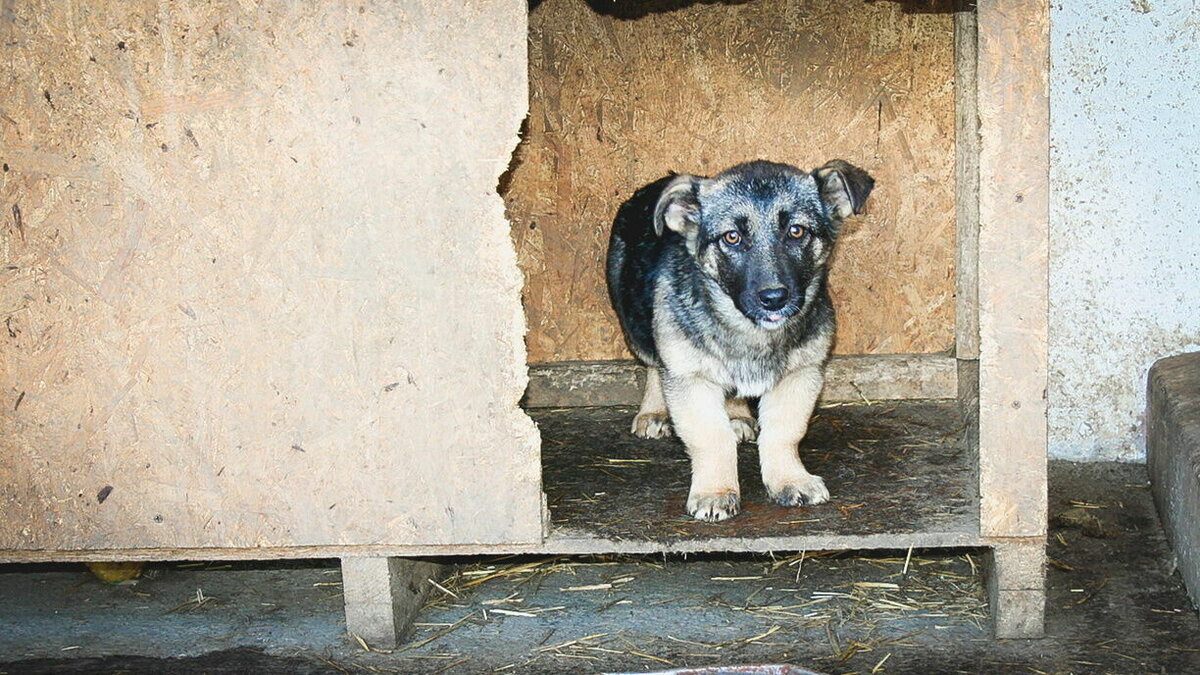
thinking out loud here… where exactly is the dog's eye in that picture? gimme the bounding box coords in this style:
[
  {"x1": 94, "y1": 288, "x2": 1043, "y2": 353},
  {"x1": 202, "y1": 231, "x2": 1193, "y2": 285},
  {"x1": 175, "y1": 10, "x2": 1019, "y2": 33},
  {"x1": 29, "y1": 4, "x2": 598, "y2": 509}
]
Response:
[
  {"x1": 787, "y1": 224, "x2": 807, "y2": 240},
  {"x1": 722, "y1": 231, "x2": 742, "y2": 246}
]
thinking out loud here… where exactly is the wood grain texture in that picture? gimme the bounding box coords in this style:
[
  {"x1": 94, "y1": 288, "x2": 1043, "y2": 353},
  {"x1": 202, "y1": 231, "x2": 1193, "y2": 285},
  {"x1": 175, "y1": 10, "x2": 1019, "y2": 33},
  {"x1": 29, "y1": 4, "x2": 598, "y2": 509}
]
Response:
[
  {"x1": 0, "y1": 1, "x2": 541, "y2": 552},
  {"x1": 975, "y1": 0, "x2": 1049, "y2": 538},
  {"x1": 506, "y1": 0, "x2": 958, "y2": 363},
  {"x1": 341, "y1": 557, "x2": 443, "y2": 649},
  {"x1": 0, "y1": 530, "x2": 986, "y2": 563},
  {"x1": 955, "y1": 2, "x2": 981, "y2": 359},
  {"x1": 0, "y1": 400, "x2": 984, "y2": 562},
  {"x1": 985, "y1": 537, "x2": 1046, "y2": 637},
  {"x1": 522, "y1": 354, "x2": 959, "y2": 408}
]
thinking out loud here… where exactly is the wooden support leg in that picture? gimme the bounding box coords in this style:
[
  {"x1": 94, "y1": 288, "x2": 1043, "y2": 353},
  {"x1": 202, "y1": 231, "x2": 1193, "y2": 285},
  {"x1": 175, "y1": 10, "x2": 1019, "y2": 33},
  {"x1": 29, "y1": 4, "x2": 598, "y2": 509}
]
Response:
[
  {"x1": 985, "y1": 538, "x2": 1046, "y2": 638},
  {"x1": 341, "y1": 557, "x2": 443, "y2": 649}
]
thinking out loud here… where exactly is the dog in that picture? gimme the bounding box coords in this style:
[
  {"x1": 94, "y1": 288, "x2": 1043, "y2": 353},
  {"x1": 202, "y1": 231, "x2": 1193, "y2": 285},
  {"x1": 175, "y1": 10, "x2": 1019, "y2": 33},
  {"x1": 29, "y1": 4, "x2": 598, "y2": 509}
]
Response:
[{"x1": 605, "y1": 159, "x2": 874, "y2": 522}]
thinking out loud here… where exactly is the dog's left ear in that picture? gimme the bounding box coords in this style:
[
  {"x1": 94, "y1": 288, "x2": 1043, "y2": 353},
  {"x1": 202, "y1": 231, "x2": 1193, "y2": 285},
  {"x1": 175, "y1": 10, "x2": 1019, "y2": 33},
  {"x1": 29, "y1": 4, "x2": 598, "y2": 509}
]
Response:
[{"x1": 814, "y1": 160, "x2": 875, "y2": 220}]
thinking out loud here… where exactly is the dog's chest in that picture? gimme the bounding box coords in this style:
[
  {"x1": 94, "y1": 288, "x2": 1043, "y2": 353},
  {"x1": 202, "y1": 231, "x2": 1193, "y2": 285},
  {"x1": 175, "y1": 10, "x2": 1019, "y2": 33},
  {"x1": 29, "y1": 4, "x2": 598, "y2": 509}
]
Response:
[
  {"x1": 727, "y1": 361, "x2": 783, "y2": 398},
  {"x1": 708, "y1": 337, "x2": 791, "y2": 398},
  {"x1": 692, "y1": 321, "x2": 831, "y2": 398}
]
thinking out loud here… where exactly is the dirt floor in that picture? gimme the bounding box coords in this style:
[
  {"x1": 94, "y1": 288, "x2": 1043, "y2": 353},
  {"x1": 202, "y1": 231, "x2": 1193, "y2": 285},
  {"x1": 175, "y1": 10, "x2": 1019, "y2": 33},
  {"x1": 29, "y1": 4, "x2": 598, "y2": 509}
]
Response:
[{"x1": 1, "y1": 460, "x2": 1197, "y2": 674}]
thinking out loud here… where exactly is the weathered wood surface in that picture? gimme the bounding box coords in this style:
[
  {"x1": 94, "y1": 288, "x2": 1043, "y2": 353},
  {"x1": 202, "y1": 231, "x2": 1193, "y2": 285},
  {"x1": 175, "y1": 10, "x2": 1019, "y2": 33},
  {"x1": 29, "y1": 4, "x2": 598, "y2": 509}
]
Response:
[
  {"x1": 0, "y1": 1, "x2": 541, "y2": 552},
  {"x1": 341, "y1": 557, "x2": 443, "y2": 650},
  {"x1": 523, "y1": 354, "x2": 959, "y2": 408},
  {"x1": 975, "y1": 0, "x2": 1050, "y2": 538},
  {"x1": 955, "y1": 2, "x2": 981, "y2": 360},
  {"x1": 1, "y1": 400, "x2": 985, "y2": 562},
  {"x1": 507, "y1": 0, "x2": 958, "y2": 363},
  {"x1": 0, "y1": 528, "x2": 984, "y2": 562},
  {"x1": 984, "y1": 537, "x2": 1046, "y2": 637},
  {"x1": 538, "y1": 401, "x2": 977, "y2": 546}
]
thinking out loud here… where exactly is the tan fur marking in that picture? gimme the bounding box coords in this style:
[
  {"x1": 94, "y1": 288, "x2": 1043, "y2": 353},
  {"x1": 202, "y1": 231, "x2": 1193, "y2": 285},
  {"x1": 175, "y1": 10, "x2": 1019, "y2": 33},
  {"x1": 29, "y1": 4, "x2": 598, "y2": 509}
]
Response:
[
  {"x1": 662, "y1": 374, "x2": 741, "y2": 522},
  {"x1": 756, "y1": 365, "x2": 830, "y2": 506},
  {"x1": 724, "y1": 396, "x2": 758, "y2": 442},
  {"x1": 632, "y1": 367, "x2": 672, "y2": 439}
]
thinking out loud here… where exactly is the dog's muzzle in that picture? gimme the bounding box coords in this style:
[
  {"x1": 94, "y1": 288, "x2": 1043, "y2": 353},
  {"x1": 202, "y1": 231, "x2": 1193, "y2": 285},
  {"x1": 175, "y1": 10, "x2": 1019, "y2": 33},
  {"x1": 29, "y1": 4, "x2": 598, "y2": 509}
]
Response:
[{"x1": 749, "y1": 286, "x2": 798, "y2": 329}]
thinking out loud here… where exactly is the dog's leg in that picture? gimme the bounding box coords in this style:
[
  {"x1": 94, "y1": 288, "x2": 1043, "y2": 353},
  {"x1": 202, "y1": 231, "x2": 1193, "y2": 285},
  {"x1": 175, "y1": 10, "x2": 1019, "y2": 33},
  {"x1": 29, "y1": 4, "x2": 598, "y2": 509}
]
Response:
[
  {"x1": 632, "y1": 367, "x2": 672, "y2": 439},
  {"x1": 664, "y1": 375, "x2": 741, "y2": 521},
  {"x1": 756, "y1": 365, "x2": 830, "y2": 506},
  {"x1": 725, "y1": 397, "x2": 758, "y2": 442}
]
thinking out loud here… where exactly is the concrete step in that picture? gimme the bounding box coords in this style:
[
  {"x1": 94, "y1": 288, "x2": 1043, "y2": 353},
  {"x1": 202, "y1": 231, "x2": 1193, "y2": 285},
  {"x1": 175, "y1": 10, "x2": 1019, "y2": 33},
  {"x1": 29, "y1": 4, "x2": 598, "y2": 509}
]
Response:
[{"x1": 1148, "y1": 352, "x2": 1200, "y2": 610}]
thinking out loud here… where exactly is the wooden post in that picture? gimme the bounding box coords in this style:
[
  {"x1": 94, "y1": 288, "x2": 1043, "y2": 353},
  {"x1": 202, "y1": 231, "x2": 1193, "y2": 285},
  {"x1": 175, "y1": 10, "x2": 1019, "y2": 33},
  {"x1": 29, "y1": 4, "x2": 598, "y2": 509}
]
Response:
[
  {"x1": 955, "y1": 0, "x2": 981, "y2": 361},
  {"x1": 974, "y1": 0, "x2": 1050, "y2": 637},
  {"x1": 985, "y1": 538, "x2": 1047, "y2": 638},
  {"x1": 341, "y1": 557, "x2": 443, "y2": 650}
]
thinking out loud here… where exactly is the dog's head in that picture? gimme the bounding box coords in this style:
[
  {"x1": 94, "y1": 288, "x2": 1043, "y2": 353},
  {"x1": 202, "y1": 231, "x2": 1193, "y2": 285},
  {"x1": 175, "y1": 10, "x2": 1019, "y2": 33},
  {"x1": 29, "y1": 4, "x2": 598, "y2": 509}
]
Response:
[{"x1": 654, "y1": 160, "x2": 874, "y2": 329}]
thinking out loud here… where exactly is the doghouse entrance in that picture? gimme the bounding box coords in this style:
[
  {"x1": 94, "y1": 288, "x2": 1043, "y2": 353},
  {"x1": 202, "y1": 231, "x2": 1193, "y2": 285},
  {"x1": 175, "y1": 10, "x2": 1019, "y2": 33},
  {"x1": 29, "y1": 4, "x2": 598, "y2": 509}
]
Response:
[
  {"x1": 499, "y1": 0, "x2": 1049, "y2": 639},
  {"x1": 505, "y1": 0, "x2": 972, "y2": 547}
]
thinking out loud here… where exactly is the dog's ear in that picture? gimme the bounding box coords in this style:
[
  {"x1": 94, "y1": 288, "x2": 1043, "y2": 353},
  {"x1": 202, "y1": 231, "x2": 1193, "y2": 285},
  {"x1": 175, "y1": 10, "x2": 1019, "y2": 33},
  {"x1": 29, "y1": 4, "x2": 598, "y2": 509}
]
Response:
[
  {"x1": 814, "y1": 160, "x2": 875, "y2": 220},
  {"x1": 654, "y1": 174, "x2": 702, "y2": 237}
]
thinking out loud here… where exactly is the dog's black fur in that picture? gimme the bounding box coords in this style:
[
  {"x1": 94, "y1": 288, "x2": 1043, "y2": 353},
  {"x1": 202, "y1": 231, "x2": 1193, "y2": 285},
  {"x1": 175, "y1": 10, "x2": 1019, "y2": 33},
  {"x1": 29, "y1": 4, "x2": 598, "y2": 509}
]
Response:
[{"x1": 606, "y1": 174, "x2": 678, "y2": 367}]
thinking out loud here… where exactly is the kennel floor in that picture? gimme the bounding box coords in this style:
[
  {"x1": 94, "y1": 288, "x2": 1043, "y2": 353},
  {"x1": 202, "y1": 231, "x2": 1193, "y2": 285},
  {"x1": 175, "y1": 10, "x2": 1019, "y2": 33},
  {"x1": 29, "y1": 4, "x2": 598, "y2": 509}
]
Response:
[
  {"x1": 4, "y1": 462, "x2": 1197, "y2": 675},
  {"x1": 533, "y1": 400, "x2": 980, "y2": 554}
]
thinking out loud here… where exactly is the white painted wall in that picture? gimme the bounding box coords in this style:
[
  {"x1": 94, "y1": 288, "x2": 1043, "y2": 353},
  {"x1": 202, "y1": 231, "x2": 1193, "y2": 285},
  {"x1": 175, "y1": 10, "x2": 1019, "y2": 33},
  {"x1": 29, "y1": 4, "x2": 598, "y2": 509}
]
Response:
[{"x1": 1050, "y1": 0, "x2": 1200, "y2": 461}]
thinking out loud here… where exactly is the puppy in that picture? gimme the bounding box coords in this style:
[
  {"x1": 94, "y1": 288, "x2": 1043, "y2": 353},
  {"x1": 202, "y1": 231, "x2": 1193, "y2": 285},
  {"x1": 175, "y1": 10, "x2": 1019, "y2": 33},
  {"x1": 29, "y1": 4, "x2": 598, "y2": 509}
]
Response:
[{"x1": 606, "y1": 160, "x2": 874, "y2": 522}]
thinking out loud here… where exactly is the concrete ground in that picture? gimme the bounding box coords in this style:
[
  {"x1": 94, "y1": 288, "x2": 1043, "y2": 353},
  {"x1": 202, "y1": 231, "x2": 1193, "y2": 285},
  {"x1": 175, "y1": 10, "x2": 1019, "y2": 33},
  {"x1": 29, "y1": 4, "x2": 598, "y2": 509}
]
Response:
[{"x1": 1, "y1": 461, "x2": 1198, "y2": 674}]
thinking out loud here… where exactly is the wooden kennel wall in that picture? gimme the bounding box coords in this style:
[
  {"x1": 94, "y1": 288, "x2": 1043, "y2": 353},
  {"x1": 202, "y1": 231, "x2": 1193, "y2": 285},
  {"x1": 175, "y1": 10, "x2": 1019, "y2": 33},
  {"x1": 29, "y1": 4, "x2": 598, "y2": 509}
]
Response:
[{"x1": 0, "y1": 0, "x2": 1048, "y2": 644}]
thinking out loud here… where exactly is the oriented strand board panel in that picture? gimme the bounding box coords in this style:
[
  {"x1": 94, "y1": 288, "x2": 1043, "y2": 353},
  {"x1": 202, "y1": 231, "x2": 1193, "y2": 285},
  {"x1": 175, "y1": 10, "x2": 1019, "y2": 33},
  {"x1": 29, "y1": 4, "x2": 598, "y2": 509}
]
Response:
[
  {"x1": 507, "y1": 0, "x2": 957, "y2": 363},
  {"x1": 0, "y1": 1, "x2": 541, "y2": 552}
]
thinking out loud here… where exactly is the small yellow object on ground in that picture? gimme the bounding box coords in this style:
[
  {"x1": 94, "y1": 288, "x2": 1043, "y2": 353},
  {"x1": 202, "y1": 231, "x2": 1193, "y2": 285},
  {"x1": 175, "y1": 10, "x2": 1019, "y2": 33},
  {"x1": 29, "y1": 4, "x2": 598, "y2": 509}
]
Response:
[{"x1": 85, "y1": 562, "x2": 145, "y2": 583}]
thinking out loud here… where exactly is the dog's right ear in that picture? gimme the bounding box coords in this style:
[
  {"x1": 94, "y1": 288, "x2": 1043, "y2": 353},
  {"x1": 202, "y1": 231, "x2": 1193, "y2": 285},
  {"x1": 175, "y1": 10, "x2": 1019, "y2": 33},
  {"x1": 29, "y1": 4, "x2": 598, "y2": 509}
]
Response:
[{"x1": 654, "y1": 174, "x2": 702, "y2": 237}]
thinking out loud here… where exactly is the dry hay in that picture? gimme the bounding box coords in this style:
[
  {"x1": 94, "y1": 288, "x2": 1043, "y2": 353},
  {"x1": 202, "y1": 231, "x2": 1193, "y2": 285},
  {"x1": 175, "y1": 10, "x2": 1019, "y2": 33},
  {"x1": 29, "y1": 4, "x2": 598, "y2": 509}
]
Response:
[{"x1": 347, "y1": 549, "x2": 989, "y2": 673}]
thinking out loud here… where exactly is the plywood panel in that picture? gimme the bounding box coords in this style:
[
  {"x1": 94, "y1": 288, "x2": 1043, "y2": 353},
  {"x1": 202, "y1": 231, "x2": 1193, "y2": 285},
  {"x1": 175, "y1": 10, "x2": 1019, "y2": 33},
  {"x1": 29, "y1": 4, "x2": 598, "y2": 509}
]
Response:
[
  {"x1": 0, "y1": 1, "x2": 541, "y2": 551},
  {"x1": 506, "y1": 0, "x2": 957, "y2": 362}
]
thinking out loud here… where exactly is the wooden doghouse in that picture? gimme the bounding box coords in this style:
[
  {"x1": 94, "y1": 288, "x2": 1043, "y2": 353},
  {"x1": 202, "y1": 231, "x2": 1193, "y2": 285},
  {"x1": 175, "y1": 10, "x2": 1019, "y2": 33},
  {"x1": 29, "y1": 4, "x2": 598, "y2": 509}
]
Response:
[{"x1": 0, "y1": 0, "x2": 1048, "y2": 643}]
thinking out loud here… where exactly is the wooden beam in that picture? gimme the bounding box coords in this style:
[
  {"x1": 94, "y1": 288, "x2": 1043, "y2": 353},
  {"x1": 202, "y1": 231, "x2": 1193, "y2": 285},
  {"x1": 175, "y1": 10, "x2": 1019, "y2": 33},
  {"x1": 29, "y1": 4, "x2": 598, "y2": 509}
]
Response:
[
  {"x1": 975, "y1": 0, "x2": 1050, "y2": 538},
  {"x1": 0, "y1": 530, "x2": 986, "y2": 564},
  {"x1": 955, "y1": 0, "x2": 981, "y2": 359},
  {"x1": 523, "y1": 354, "x2": 959, "y2": 408}
]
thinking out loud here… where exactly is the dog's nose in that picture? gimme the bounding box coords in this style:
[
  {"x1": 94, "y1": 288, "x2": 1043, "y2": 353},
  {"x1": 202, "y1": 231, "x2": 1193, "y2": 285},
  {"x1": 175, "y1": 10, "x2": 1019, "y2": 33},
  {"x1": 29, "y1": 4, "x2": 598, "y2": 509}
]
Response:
[{"x1": 758, "y1": 287, "x2": 789, "y2": 311}]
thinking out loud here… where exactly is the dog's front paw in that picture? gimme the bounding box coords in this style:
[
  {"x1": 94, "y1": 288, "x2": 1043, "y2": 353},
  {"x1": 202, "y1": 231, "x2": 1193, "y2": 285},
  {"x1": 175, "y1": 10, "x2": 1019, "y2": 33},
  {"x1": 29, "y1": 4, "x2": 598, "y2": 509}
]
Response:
[
  {"x1": 687, "y1": 490, "x2": 740, "y2": 522},
  {"x1": 632, "y1": 412, "x2": 672, "y2": 439},
  {"x1": 730, "y1": 416, "x2": 758, "y2": 443},
  {"x1": 768, "y1": 473, "x2": 830, "y2": 507}
]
